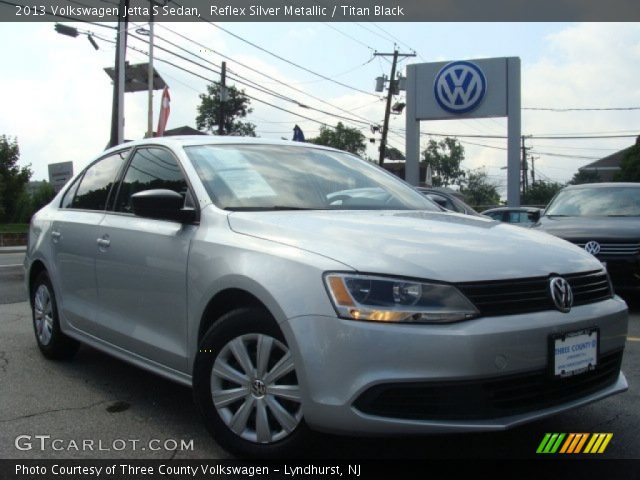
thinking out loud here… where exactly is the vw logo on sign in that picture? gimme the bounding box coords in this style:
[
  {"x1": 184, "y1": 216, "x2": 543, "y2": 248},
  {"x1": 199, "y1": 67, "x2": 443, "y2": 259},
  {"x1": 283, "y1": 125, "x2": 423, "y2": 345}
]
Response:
[
  {"x1": 584, "y1": 240, "x2": 601, "y2": 255},
  {"x1": 434, "y1": 61, "x2": 487, "y2": 114},
  {"x1": 549, "y1": 277, "x2": 574, "y2": 313}
]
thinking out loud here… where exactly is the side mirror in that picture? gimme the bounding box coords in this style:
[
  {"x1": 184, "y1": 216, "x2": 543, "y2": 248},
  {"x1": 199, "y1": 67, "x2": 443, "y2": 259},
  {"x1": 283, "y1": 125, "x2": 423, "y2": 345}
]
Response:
[
  {"x1": 531, "y1": 210, "x2": 541, "y2": 222},
  {"x1": 131, "y1": 189, "x2": 196, "y2": 223}
]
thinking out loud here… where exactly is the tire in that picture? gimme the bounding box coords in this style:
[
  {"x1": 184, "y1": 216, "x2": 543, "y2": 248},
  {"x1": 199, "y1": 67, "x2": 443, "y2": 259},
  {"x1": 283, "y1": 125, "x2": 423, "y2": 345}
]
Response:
[
  {"x1": 193, "y1": 307, "x2": 311, "y2": 458},
  {"x1": 31, "y1": 271, "x2": 80, "y2": 360}
]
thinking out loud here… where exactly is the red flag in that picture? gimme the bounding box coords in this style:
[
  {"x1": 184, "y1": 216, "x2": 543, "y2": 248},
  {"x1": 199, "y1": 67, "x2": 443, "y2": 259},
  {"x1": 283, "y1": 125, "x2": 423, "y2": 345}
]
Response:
[{"x1": 156, "y1": 86, "x2": 170, "y2": 136}]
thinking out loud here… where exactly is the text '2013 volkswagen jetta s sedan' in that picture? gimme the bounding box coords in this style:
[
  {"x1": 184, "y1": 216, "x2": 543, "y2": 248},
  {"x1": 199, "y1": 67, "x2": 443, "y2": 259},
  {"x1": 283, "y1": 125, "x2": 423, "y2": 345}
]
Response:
[{"x1": 25, "y1": 137, "x2": 628, "y2": 457}]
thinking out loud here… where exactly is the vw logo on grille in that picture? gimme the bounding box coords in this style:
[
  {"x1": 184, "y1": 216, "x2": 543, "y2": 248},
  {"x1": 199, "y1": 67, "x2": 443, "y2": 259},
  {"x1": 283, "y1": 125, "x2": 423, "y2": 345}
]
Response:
[
  {"x1": 584, "y1": 240, "x2": 601, "y2": 255},
  {"x1": 549, "y1": 276, "x2": 574, "y2": 313},
  {"x1": 434, "y1": 61, "x2": 487, "y2": 114}
]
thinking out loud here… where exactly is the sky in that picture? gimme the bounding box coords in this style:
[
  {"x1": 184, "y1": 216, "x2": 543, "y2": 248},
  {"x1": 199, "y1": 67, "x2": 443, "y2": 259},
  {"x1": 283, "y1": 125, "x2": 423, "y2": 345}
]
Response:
[{"x1": 1, "y1": 21, "x2": 639, "y2": 196}]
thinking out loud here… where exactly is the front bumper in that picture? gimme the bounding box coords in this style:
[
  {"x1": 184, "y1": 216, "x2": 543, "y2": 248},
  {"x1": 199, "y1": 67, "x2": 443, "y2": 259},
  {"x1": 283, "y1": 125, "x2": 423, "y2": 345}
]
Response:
[{"x1": 282, "y1": 297, "x2": 628, "y2": 435}]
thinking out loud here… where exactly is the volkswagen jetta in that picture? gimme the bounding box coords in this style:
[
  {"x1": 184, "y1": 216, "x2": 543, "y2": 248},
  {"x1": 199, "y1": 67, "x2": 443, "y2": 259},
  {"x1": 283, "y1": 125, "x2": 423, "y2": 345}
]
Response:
[{"x1": 25, "y1": 137, "x2": 628, "y2": 457}]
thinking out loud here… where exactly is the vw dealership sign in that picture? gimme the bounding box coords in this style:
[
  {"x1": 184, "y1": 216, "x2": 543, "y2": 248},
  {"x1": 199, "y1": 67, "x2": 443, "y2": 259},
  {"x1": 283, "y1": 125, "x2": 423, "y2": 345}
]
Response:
[
  {"x1": 434, "y1": 61, "x2": 487, "y2": 114},
  {"x1": 405, "y1": 56, "x2": 522, "y2": 206}
]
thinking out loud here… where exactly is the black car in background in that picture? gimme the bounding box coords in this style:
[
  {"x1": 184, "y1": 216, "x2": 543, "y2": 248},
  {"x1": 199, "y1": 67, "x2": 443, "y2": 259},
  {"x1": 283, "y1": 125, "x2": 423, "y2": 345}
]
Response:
[
  {"x1": 532, "y1": 183, "x2": 640, "y2": 292},
  {"x1": 416, "y1": 187, "x2": 485, "y2": 217},
  {"x1": 482, "y1": 206, "x2": 542, "y2": 226}
]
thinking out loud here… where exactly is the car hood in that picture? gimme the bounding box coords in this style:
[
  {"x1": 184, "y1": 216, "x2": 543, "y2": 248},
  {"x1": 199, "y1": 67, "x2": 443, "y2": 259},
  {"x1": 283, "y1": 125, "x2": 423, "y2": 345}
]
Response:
[
  {"x1": 228, "y1": 210, "x2": 601, "y2": 283},
  {"x1": 534, "y1": 215, "x2": 640, "y2": 241}
]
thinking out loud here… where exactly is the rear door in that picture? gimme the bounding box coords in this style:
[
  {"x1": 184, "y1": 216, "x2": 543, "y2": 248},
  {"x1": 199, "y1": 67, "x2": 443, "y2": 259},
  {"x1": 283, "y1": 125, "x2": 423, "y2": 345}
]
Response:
[
  {"x1": 94, "y1": 146, "x2": 198, "y2": 372},
  {"x1": 51, "y1": 150, "x2": 129, "y2": 331}
]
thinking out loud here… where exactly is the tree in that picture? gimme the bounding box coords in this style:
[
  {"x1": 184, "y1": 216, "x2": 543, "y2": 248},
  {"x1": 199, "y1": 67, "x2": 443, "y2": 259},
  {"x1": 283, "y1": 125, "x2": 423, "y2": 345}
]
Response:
[
  {"x1": 614, "y1": 138, "x2": 640, "y2": 182},
  {"x1": 522, "y1": 180, "x2": 564, "y2": 206},
  {"x1": 196, "y1": 84, "x2": 257, "y2": 136},
  {"x1": 384, "y1": 146, "x2": 405, "y2": 160},
  {"x1": 310, "y1": 122, "x2": 366, "y2": 156},
  {"x1": 569, "y1": 169, "x2": 601, "y2": 185},
  {"x1": 459, "y1": 169, "x2": 500, "y2": 207},
  {"x1": 12, "y1": 182, "x2": 55, "y2": 223},
  {"x1": 0, "y1": 135, "x2": 32, "y2": 223},
  {"x1": 421, "y1": 137, "x2": 465, "y2": 187}
]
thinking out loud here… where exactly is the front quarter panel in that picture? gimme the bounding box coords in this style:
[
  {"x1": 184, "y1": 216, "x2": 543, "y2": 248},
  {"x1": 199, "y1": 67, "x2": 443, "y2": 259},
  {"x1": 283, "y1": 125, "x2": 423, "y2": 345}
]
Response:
[{"x1": 186, "y1": 206, "x2": 350, "y2": 371}]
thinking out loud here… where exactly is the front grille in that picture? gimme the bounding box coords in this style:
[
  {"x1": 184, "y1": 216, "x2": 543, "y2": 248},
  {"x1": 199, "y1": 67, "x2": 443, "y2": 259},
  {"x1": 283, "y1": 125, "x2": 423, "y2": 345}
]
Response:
[
  {"x1": 573, "y1": 241, "x2": 640, "y2": 256},
  {"x1": 354, "y1": 349, "x2": 623, "y2": 421},
  {"x1": 456, "y1": 270, "x2": 612, "y2": 317}
]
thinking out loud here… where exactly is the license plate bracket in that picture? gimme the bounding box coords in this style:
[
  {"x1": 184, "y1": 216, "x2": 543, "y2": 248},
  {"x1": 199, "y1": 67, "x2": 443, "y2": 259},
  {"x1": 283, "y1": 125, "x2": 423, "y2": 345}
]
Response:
[{"x1": 549, "y1": 328, "x2": 599, "y2": 378}]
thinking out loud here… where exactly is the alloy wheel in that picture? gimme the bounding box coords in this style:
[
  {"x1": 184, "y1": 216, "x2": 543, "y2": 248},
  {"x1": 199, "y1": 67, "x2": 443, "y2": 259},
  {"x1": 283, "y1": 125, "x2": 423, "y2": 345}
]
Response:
[{"x1": 210, "y1": 333, "x2": 303, "y2": 444}]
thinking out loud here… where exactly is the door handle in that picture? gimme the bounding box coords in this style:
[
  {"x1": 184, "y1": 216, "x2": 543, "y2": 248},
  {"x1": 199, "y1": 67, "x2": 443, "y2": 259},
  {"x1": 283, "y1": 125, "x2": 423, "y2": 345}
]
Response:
[
  {"x1": 97, "y1": 236, "x2": 111, "y2": 249},
  {"x1": 51, "y1": 230, "x2": 61, "y2": 243}
]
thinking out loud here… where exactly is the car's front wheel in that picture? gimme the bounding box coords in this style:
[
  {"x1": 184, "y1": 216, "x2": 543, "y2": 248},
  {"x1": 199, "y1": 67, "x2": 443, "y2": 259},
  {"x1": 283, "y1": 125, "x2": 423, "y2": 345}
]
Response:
[
  {"x1": 31, "y1": 271, "x2": 80, "y2": 360},
  {"x1": 193, "y1": 307, "x2": 309, "y2": 457}
]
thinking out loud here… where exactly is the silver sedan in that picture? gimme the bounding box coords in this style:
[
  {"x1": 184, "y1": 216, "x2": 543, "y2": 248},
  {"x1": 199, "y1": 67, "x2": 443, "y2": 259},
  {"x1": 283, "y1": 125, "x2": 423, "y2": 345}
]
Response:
[{"x1": 25, "y1": 137, "x2": 628, "y2": 457}]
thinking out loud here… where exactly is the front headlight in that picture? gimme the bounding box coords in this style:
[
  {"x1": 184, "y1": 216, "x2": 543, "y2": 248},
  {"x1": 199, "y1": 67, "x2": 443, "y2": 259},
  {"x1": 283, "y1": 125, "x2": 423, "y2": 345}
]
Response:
[{"x1": 324, "y1": 273, "x2": 479, "y2": 324}]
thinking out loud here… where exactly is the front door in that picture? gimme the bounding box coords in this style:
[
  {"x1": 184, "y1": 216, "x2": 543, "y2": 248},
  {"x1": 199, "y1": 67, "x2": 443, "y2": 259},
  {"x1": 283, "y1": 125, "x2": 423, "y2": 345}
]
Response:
[{"x1": 94, "y1": 147, "x2": 197, "y2": 372}]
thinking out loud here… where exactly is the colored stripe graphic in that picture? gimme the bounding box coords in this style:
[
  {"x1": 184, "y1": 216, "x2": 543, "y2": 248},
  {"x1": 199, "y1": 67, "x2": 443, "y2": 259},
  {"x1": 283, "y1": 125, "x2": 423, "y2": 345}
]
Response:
[
  {"x1": 536, "y1": 433, "x2": 566, "y2": 453},
  {"x1": 538, "y1": 433, "x2": 613, "y2": 454}
]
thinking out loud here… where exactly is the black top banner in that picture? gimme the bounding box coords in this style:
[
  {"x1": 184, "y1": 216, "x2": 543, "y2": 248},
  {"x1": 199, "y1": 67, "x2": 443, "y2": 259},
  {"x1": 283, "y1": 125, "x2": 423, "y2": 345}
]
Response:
[{"x1": 1, "y1": 0, "x2": 640, "y2": 22}]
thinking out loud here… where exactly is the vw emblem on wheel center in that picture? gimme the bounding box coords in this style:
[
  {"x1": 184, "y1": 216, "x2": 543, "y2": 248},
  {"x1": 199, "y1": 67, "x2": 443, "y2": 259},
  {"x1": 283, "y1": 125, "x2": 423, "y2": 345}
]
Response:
[
  {"x1": 584, "y1": 240, "x2": 601, "y2": 255},
  {"x1": 251, "y1": 379, "x2": 267, "y2": 398},
  {"x1": 434, "y1": 61, "x2": 487, "y2": 114},
  {"x1": 549, "y1": 277, "x2": 574, "y2": 313}
]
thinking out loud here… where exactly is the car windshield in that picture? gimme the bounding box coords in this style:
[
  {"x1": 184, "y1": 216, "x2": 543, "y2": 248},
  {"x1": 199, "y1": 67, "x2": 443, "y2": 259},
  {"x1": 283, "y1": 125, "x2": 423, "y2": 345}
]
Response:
[
  {"x1": 545, "y1": 186, "x2": 640, "y2": 217},
  {"x1": 185, "y1": 144, "x2": 439, "y2": 211}
]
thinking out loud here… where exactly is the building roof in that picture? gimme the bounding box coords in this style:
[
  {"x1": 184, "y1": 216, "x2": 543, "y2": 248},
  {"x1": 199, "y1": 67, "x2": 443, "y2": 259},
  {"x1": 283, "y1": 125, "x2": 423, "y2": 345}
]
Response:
[
  {"x1": 161, "y1": 126, "x2": 208, "y2": 136},
  {"x1": 579, "y1": 135, "x2": 639, "y2": 172}
]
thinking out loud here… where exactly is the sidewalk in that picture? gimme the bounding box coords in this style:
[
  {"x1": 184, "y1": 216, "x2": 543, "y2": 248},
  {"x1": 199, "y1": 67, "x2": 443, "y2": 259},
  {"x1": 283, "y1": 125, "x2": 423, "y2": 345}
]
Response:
[{"x1": 0, "y1": 246, "x2": 26, "y2": 254}]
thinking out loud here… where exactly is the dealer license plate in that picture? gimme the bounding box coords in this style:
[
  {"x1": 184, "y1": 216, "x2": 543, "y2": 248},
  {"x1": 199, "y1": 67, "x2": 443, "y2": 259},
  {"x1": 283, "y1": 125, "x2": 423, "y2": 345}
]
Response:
[{"x1": 551, "y1": 328, "x2": 598, "y2": 378}]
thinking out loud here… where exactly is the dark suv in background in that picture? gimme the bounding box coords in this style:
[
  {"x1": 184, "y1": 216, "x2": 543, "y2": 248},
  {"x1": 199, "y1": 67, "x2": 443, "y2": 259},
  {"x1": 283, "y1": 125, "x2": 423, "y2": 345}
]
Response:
[{"x1": 532, "y1": 183, "x2": 640, "y2": 292}]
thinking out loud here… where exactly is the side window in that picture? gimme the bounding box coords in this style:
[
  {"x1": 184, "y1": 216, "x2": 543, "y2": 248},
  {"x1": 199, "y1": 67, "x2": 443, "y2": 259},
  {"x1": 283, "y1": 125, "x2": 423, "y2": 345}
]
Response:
[
  {"x1": 115, "y1": 148, "x2": 189, "y2": 214},
  {"x1": 508, "y1": 211, "x2": 526, "y2": 223},
  {"x1": 60, "y1": 175, "x2": 82, "y2": 209},
  {"x1": 71, "y1": 151, "x2": 128, "y2": 211}
]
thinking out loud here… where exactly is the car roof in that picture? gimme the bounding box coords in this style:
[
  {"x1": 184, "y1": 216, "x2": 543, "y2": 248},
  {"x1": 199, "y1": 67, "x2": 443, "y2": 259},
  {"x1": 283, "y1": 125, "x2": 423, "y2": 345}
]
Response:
[
  {"x1": 482, "y1": 207, "x2": 541, "y2": 213},
  {"x1": 102, "y1": 135, "x2": 342, "y2": 155},
  {"x1": 562, "y1": 182, "x2": 640, "y2": 190}
]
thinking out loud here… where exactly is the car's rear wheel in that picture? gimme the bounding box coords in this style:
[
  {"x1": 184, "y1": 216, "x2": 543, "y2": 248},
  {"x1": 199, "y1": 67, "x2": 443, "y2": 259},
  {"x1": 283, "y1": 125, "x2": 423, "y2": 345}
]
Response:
[
  {"x1": 31, "y1": 271, "x2": 80, "y2": 360},
  {"x1": 193, "y1": 307, "x2": 310, "y2": 458}
]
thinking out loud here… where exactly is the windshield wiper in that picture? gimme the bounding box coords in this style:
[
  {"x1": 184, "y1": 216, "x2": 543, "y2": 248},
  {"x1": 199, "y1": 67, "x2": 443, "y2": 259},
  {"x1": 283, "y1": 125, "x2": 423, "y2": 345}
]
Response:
[{"x1": 225, "y1": 206, "x2": 321, "y2": 211}]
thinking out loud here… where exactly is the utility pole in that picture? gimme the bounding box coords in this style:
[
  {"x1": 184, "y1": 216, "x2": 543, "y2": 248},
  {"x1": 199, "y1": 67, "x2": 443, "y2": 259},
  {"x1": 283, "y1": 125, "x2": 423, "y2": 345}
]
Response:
[
  {"x1": 375, "y1": 49, "x2": 415, "y2": 166},
  {"x1": 218, "y1": 61, "x2": 227, "y2": 135},
  {"x1": 521, "y1": 135, "x2": 529, "y2": 199},
  {"x1": 146, "y1": 3, "x2": 154, "y2": 138},
  {"x1": 530, "y1": 156, "x2": 536, "y2": 185},
  {"x1": 109, "y1": 0, "x2": 130, "y2": 148}
]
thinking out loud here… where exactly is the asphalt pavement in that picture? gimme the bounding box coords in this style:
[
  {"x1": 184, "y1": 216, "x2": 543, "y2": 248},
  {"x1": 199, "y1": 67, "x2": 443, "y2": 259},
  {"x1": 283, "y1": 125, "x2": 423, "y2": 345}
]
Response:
[
  {"x1": 0, "y1": 257, "x2": 638, "y2": 459},
  {"x1": 0, "y1": 253, "x2": 26, "y2": 304}
]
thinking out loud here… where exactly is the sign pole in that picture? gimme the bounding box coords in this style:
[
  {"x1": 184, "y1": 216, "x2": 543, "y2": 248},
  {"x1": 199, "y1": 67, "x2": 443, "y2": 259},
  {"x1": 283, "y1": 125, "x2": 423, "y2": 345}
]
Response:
[
  {"x1": 507, "y1": 57, "x2": 521, "y2": 207},
  {"x1": 405, "y1": 64, "x2": 420, "y2": 186}
]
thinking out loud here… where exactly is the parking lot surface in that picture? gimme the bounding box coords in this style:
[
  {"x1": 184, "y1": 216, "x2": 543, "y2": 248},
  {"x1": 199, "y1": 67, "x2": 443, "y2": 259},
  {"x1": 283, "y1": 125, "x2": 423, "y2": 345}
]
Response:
[{"x1": 1, "y1": 261, "x2": 638, "y2": 459}]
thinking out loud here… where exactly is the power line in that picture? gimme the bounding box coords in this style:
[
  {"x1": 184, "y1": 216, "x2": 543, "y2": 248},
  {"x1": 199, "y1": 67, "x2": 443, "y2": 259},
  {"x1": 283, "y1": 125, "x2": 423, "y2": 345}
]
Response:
[
  {"x1": 181, "y1": 7, "x2": 380, "y2": 98},
  {"x1": 322, "y1": 22, "x2": 375, "y2": 52},
  {"x1": 128, "y1": 31, "x2": 373, "y2": 127},
  {"x1": 370, "y1": 23, "x2": 419, "y2": 58},
  {"x1": 154, "y1": 24, "x2": 378, "y2": 125},
  {"x1": 524, "y1": 106, "x2": 640, "y2": 112},
  {"x1": 412, "y1": 131, "x2": 639, "y2": 140},
  {"x1": 102, "y1": 34, "x2": 353, "y2": 132}
]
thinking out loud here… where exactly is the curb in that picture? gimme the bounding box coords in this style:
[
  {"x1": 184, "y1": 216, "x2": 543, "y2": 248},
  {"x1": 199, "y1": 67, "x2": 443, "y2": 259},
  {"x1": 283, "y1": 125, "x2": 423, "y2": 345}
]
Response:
[{"x1": 0, "y1": 246, "x2": 26, "y2": 254}]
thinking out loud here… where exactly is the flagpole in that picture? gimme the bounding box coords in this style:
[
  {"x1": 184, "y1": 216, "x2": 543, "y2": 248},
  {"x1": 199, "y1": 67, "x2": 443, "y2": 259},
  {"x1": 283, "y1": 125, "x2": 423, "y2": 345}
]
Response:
[{"x1": 146, "y1": 5, "x2": 154, "y2": 138}]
